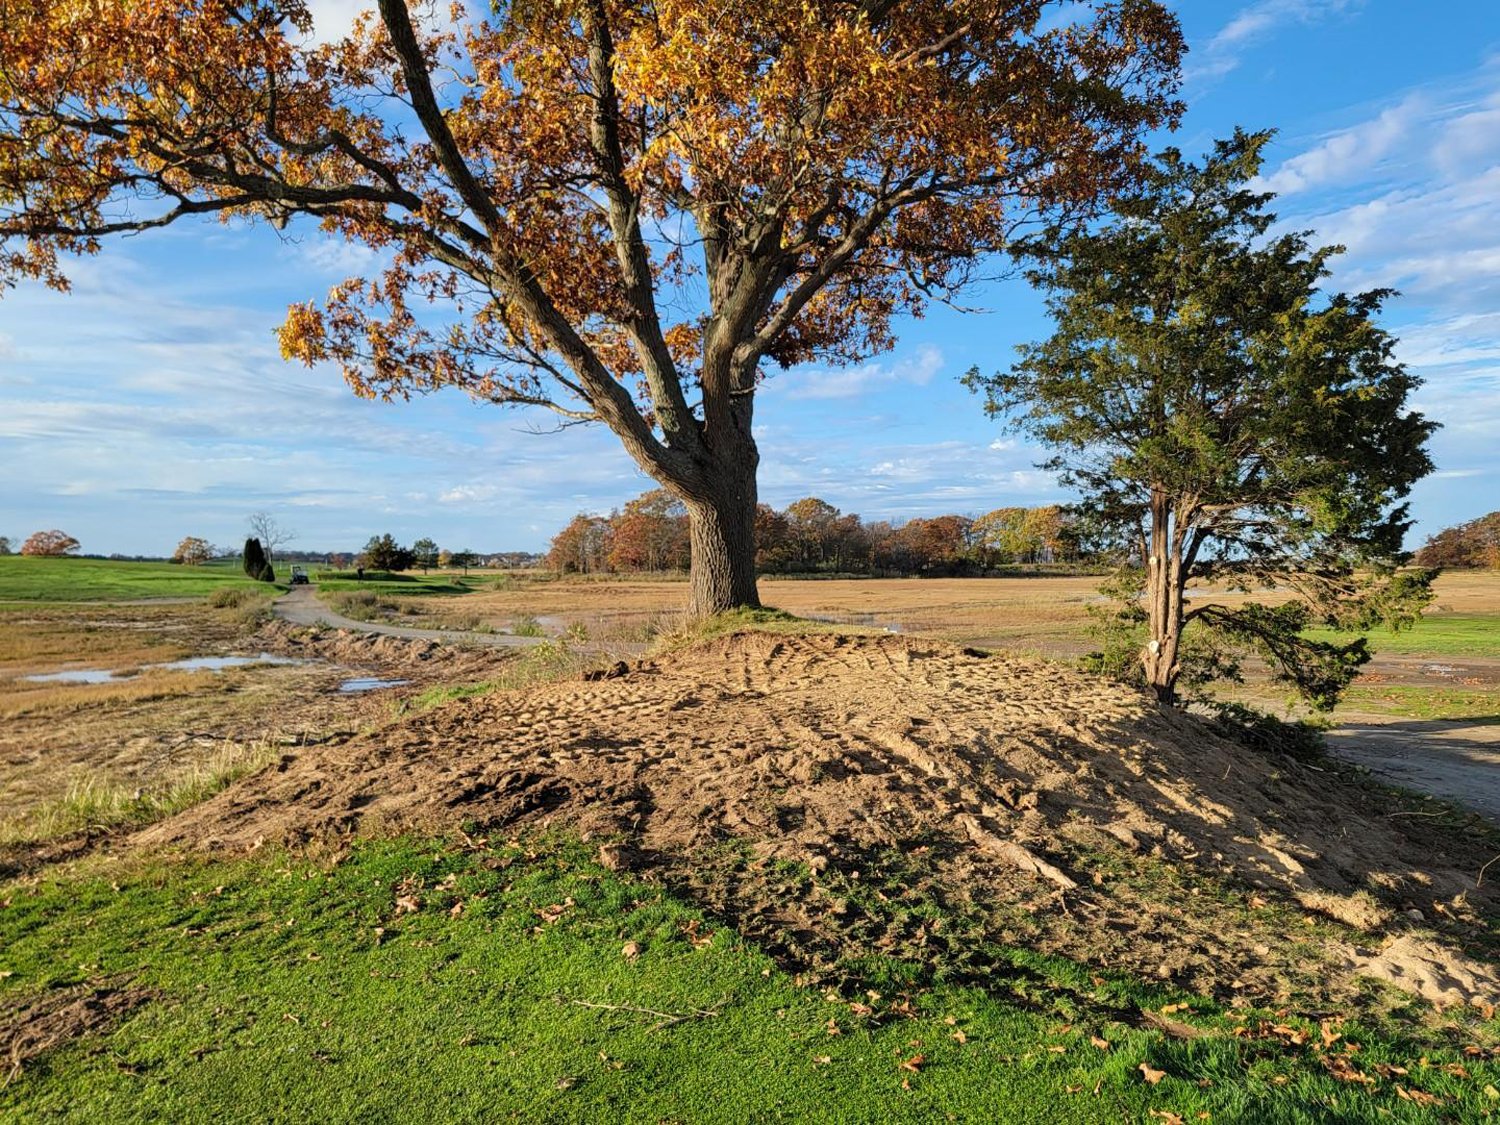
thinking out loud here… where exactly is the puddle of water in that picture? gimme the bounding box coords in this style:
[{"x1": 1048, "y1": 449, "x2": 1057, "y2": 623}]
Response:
[
  {"x1": 20, "y1": 653, "x2": 311, "y2": 684},
  {"x1": 339, "y1": 677, "x2": 411, "y2": 693},
  {"x1": 22, "y1": 669, "x2": 126, "y2": 684},
  {"x1": 152, "y1": 653, "x2": 308, "y2": 672}
]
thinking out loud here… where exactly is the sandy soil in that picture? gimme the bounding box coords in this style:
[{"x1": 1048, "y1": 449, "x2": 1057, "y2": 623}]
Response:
[{"x1": 139, "y1": 630, "x2": 1500, "y2": 1009}]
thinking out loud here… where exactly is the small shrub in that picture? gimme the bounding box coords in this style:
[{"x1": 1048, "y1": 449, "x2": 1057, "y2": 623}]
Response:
[{"x1": 510, "y1": 614, "x2": 546, "y2": 638}]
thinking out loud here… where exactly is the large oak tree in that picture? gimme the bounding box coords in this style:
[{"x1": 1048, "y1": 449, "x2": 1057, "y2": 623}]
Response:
[
  {"x1": 967, "y1": 131, "x2": 1436, "y2": 707},
  {"x1": 0, "y1": 0, "x2": 1183, "y2": 612}
]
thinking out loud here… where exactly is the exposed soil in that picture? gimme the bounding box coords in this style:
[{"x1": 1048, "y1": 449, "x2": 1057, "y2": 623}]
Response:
[
  {"x1": 138, "y1": 630, "x2": 1500, "y2": 1010},
  {"x1": 0, "y1": 611, "x2": 523, "y2": 871},
  {"x1": 272, "y1": 586, "x2": 550, "y2": 649},
  {"x1": 2, "y1": 983, "x2": 153, "y2": 1084}
]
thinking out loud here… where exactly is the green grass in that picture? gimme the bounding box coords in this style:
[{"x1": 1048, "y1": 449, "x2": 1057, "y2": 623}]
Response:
[
  {"x1": 314, "y1": 570, "x2": 474, "y2": 596},
  {"x1": 1340, "y1": 685, "x2": 1500, "y2": 722},
  {"x1": 4, "y1": 838, "x2": 1497, "y2": 1123},
  {"x1": 1308, "y1": 614, "x2": 1500, "y2": 660},
  {"x1": 0, "y1": 557, "x2": 270, "y2": 603}
]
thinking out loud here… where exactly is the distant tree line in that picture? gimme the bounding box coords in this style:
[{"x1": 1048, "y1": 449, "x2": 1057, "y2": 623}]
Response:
[
  {"x1": 546, "y1": 491, "x2": 1081, "y2": 577},
  {"x1": 1415, "y1": 512, "x2": 1500, "y2": 569}
]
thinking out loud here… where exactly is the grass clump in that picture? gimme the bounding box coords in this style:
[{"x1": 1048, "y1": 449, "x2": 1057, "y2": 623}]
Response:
[
  {"x1": 652, "y1": 607, "x2": 826, "y2": 653},
  {"x1": 510, "y1": 613, "x2": 546, "y2": 637},
  {"x1": 0, "y1": 742, "x2": 277, "y2": 846},
  {"x1": 408, "y1": 641, "x2": 598, "y2": 713},
  {"x1": 4, "y1": 837, "x2": 1498, "y2": 1122}
]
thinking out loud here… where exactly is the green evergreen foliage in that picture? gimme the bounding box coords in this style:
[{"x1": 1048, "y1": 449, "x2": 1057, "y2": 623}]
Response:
[
  {"x1": 242, "y1": 537, "x2": 275, "y2": 583},
  {"x1": 967, "y1": 130, "x2": 1437, "y2": 709}
]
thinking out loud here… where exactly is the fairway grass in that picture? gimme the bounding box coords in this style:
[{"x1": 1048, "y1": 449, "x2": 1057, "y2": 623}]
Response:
[
  {"x1": 0, "y1": 557, "x2": 268, "y2": 603},
  {"x1": 4, "y1": 839, "x2": 1499, "y2": 1123}
]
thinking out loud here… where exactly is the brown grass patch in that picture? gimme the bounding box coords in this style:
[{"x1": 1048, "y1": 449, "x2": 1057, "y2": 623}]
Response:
[{"x1": 0, "y1": 669, "x2": 220, "y2": 719}]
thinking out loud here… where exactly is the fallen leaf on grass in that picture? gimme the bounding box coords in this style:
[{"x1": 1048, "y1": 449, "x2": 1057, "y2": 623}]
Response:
[
  {"x1": 1326, "y1": 1057, "x2": 1376, "y2": 1086},
  {"x1": 1090, "y1": 1035, "x2": 1110, "y2": 1051},
  {"x1": 536, "y1": 898, "x2": 574, "y2": 925},
  {"x1": 1269, "y1": 1024, "x2": 1308, "y2": 1046},
  {"x1": 680, "y1": 918, "x2": 714, "y2": 948},
  {"x1": 1319, "y1": 1020, "x2": 1342, "y2": 1049},
  {"x1": 1047, "y1": 1045, "x2": 1067, "y2": 1054},
  {"x1": 1394, "y1": 1086, "x2": 1444, "y2": 1108},
  {"x1": 1147, "y1": 1112, "x2": 1184, "y2": 1125},
  {"x1": 825, "y1": 1018, "x2": 842, "y2": 1036},
  {"x1": 1139, "y1": 1062, "x2": 1166, "y2": 1085},
  {"x1": 621, "y1": 941, "x2": 641, "y2": 962},
  {"x1": 899, "y1": 1055, "x2": 926, "y2": 1073},
  {"x1": 1160, "y1": 1003, "x2": 1190, "y2": 1014},
  {"x1": 1372, "y1": 1063, "x2": 1407, "y2": 1079},
  {"x1": 950, "y1": 1029, "x2": 968, "y2": 1045},
  {"x1": 812, "y1": 1055, "x2": 832, "y2": 1067}
]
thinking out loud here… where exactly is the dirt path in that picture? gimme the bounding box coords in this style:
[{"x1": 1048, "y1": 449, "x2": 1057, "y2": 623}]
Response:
[
  {"x1": 1328, "y1": 718, "x2": 1500, "y2": 821},
  {"x1": 273, "y1": 586, "x2": 549, "y2": 649}
]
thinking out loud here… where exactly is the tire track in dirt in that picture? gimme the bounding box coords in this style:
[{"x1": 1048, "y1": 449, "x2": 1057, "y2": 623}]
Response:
[{"x1": 136, "y1": 630, "x2": 1500, "y2": 1007}]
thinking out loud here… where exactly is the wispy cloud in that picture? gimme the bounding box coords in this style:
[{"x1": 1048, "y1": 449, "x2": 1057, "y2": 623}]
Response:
[
  {"x1": 1189, "y1": 0, "x2": 1361, "y2": 84},
  {"x1": 781, "y1": 346, "x2": 944, "y2": 401},
  {"x1": 1256, "y1": 96, "x2": 1421, "y2": 196}
]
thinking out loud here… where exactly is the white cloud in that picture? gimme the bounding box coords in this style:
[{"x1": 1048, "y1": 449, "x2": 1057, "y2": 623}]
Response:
[
  {"x1": 1256, "y1": 97, "x2": 1419, "y2": 196},
  {"x1": 1189, "y1": 0, "x2": 1361, "y2": 84},
  {"x1": 782, "y1": 346, "x2": 943, "y2": 401}
]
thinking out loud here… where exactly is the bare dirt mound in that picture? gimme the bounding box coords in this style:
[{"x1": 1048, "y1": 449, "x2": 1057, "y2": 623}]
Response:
[
  {"x1": 252, "y1": 619, "x2": 517, "y2": 678},
  {"x1": 3, "y1": 983, "x2": 153, "y2": 1084},
  {"x1": 139, "y1": 631, "x2": 1500, "y2": 1006}
]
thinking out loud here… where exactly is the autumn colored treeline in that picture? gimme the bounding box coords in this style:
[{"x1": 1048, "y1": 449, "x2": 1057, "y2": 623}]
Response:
[
  {"x1": 545, "y1": 492, "x2": 1080, "y2": 577},
  {"x1": 1415, "y1": 511, "x2": 1500, "y2": 569}
]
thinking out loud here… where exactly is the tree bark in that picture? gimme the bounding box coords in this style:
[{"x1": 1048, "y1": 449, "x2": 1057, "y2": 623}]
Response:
[
  {"x1": 1141, "y1": 489, "x2": 1185, "y2": 703},
  {"x1": 683, "y1": 470, "x2": 762, "y2": 616}
]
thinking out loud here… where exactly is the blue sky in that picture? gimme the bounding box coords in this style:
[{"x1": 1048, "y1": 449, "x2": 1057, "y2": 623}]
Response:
[{"x1": 2, "y1": 0, "x2": 1498, "y2": 556}]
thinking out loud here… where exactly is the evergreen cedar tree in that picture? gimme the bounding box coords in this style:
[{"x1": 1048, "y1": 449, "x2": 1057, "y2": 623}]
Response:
[
  {"x1": 0, "y1": 0, "x2": 1185, "y2": 614},
  {"x1": 19, "y1": 530, "x2": 81, "y2": 556},
  {"x1": 242, "y1": 537, "x2": 276, "y2": 582},
  {"x1": 966, "y1": 131, "x2": 1437, "y2": 708},
  {"x1": 411, "y1": 536, "x2": 440, "y2": 571},
  {"x1": 361, "y1": 533, "x2": 415, "y2": 571}
]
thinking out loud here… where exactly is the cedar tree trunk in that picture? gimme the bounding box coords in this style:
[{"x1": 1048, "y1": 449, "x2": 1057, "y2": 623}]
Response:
[{"x1": 1141, "y1": 490, "x2": 1187, "y2": 703}]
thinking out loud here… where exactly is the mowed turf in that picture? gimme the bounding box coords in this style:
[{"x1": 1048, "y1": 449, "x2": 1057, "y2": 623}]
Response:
[
  {"x1": 4, "y1": 838, "x2": 1496, "y2": 1124},
  {"x1": 0, "y1": 557, "x2": 267, "y2": 602}
]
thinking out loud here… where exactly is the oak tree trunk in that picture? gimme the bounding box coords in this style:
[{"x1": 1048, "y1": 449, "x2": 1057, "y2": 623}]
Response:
[{"x1": 685, "y1": 482, "x2": 761, "y2": 616}]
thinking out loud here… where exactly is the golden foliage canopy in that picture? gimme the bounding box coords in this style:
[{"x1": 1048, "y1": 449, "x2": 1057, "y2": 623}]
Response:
[{"x1": 1, "y1": 0, "x2": 1181, "y2": 467}]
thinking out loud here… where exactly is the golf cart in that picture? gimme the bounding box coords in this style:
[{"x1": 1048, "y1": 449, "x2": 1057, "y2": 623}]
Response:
[{"x1": 289, "y1": 565, "x2": 310, "y2": 586}]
